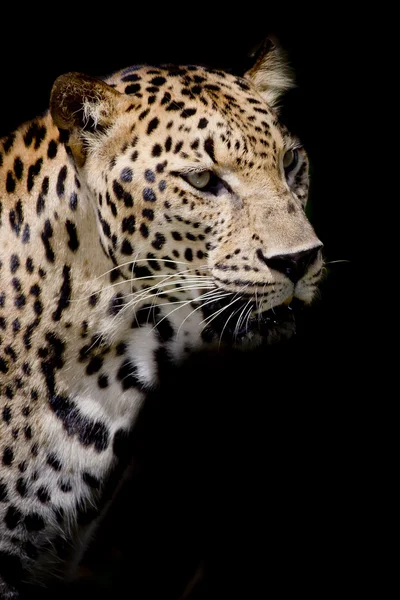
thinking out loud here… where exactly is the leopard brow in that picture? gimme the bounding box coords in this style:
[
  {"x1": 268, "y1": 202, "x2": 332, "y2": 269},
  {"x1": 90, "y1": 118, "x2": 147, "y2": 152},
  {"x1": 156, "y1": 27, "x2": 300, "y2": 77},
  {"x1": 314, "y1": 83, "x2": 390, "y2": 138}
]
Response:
[{"x1": 285, "y1": 137, "x2": 303, "y2": 151}]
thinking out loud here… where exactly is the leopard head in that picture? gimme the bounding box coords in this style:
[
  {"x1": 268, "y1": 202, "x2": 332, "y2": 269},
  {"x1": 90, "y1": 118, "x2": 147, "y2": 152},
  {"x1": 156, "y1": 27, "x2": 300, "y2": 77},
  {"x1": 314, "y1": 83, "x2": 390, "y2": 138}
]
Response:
[{"x1": 50, "y1": 40, "x2": 323, "y2": 346}]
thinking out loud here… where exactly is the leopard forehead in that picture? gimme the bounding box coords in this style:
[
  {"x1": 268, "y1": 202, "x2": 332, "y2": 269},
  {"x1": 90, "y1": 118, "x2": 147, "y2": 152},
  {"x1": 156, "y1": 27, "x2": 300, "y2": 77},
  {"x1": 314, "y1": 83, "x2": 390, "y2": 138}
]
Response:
[{"x1": 99, "y1": 64, "x2": 290, "y2": 162}]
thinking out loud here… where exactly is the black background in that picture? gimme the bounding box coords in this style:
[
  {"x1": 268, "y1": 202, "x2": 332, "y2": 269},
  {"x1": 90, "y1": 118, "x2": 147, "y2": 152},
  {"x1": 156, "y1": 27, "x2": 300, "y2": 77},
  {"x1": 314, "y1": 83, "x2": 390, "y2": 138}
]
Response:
[{"x1": 1, "y1": 7, "x2": 368, "y2": 599}]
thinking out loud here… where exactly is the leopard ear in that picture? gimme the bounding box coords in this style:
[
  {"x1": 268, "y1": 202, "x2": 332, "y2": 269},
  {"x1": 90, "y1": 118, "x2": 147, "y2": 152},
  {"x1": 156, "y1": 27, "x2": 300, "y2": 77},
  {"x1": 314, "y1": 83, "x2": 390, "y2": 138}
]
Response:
[
  {"x1": 50, "y1": 73, "x2": 122, "y2": 166},
  {"x1": 243, "y1": 38, "x2": 295, "y2": 109}
]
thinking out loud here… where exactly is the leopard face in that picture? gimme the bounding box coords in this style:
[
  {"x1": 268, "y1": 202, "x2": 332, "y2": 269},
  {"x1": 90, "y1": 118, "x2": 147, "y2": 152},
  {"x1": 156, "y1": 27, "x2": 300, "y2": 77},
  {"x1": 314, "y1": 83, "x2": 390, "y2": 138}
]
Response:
[{"x1": 50, "y1": 51, "x2": 322, "y2": 348}]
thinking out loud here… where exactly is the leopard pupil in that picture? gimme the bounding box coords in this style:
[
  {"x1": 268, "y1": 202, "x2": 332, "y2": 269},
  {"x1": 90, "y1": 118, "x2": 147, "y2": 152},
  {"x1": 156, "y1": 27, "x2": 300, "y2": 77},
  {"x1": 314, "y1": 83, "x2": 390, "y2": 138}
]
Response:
[
  {"x1": 187, "y1": 171, "x2": 211, "y2": 189},
  {"x1": 283, "y1": 149, "x2": 294, "y2": 168}
]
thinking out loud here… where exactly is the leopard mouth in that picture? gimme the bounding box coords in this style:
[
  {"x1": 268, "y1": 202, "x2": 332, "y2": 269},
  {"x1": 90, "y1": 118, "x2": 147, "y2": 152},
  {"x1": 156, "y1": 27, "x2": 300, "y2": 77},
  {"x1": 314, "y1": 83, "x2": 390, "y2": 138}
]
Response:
[
  {"x1": 249, "y1": 294, "x2": 294, "y2": 318},
  {"x1": 200, "y1": 293, "x2": 302, "y2": 344}
]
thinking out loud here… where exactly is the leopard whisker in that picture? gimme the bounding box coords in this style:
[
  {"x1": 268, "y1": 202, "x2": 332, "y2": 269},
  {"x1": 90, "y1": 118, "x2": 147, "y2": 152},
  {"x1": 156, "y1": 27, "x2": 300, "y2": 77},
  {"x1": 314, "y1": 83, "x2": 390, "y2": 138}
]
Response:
[
  {"x1": 217, "y1": 297, "x2": 245, "y2": 348},
  {"x1": 199, "y1": 292, "x2": 244, "y2": 328},
  {"x1": 123, "y1": 280, "x2": 215, "y2": 308},
  {"x1": 142, "y1": 289, "x2": 228, "y2": 337},
  {"x1": 94, "y1": 257, "x2": 192, "y2": 281},
  {"x1": 139, "y1": 290, "x2": 224, "y2": 311},
  {"x1": 120, "y1": 283, "x2": 217, "y2": 330},
  {"x1": 324, "y1": 259, "x2": 351, "y2": 265},
  {"x1": 233, "y1": 299, "x2": 252, "y2": 339},
  {"x1": 73, "y1": 269, "x2": 213, "y2": 302},
  {"x1": 173, "y1": 290, "x2": 233, "y2": 338},
  {"x1": 103, "y1": 281, "x2": 215, "y2": 341},
  {"x1": 243, "y1": 303, "x2": 254, "y2": 334}
]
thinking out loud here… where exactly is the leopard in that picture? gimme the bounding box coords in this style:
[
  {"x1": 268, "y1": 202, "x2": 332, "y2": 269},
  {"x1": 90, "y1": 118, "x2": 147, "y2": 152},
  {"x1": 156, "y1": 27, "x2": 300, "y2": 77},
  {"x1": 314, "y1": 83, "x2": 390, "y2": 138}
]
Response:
[{"x1": 0, "y1": 40, "x2": 323, "y2": 598}]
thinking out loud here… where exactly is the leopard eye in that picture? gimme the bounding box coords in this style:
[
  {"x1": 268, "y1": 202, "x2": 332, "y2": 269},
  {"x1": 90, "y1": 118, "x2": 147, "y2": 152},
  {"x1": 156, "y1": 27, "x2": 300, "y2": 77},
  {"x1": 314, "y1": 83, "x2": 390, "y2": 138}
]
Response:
[
  {"x1": 185, "y1": 170, "x2": 212, "y2": 189},
  {"x1": 283, "y1": 148, "x2": 299, "y2": 173},
  {"x1": 181, "y1": 170, "x2": 226, "y2": 196}
]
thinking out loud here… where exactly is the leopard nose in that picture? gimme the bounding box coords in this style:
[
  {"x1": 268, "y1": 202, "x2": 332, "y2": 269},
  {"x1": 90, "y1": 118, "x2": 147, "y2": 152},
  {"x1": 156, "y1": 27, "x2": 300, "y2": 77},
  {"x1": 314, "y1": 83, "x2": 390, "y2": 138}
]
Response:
[{"x1": 257, "y1": 244, "x2": 323, "y2": 284}]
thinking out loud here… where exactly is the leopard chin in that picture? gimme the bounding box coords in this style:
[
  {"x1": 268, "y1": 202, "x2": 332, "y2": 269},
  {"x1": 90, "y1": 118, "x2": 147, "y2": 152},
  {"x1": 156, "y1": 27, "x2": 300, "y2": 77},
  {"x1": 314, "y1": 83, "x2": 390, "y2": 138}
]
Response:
[{"x1": 200, "y1": 295, "x2": 302, "y2": 348}]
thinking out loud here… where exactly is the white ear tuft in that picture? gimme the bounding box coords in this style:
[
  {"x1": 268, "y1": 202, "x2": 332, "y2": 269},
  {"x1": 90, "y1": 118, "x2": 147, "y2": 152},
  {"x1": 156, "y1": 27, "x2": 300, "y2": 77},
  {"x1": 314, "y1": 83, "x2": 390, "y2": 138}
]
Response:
[{"x1": 243, "y1": 38, "x2": 295, "y2": 108}]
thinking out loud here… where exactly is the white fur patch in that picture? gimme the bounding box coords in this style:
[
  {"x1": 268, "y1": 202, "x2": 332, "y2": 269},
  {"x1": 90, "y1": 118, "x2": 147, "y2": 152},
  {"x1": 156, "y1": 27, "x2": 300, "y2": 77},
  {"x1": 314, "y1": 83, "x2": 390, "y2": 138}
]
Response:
[{"x1": 126, "y1": 325, "x2": 160, "y2": 389}]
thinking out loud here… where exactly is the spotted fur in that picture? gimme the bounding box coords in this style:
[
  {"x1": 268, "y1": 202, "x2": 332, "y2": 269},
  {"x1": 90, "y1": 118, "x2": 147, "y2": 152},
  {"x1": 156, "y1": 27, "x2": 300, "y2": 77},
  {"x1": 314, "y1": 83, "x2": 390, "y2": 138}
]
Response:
[{"x1": 0, "y1": 42, "x2": 323, "y2": 598}]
